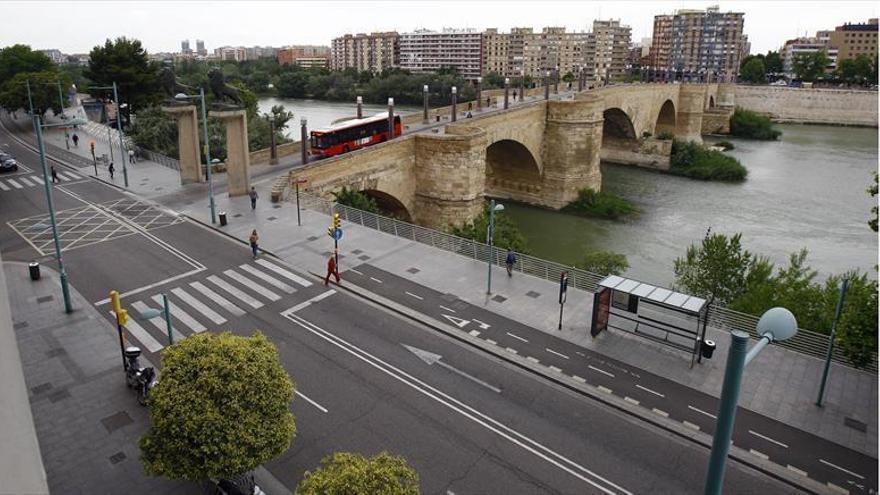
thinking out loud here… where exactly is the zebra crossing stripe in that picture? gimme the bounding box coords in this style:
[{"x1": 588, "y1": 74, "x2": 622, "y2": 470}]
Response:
[
  {"x1": 151, "y1": 294, "x2": 207, "y2": 333},
  {"x1": 30, "y1": 176, "x2": 44, "y2": 185},
  {"x1": 171, "y1": 287, "x2": 226, "y2": 324},
  {"x1": 110, "y1": 311, "x2": 164, "y2": 353},
  {"x1": 60, "y1": 171, "x2": 80, "y2": 181},
  {"x1": 130, "y1": 301, "x2": 186, "y2": 342},
  {"x1": 239, "y1": 264, "x2": 296, "y2": 293},
  {"x1": 255, "y1": 258, "x2": 312, "y2": 287},
  {"x1": 189, "y1": 281, "x2": 246, "y2": 317},
  {"x1": 223, "y1": 269, "x2": 281, "y2": 301},
  {"x1": 0, "y1": 181, "x2": 9, "y2": 191},
  {"x1": 206, "y1": 275, "x2": 263, "y2": 309},
  {"x1": 7, "y1": 178, "x2": 23, "y2": 189},
  {"x1": 18, "y1": 177, "x2": 34, "y2": 186}
]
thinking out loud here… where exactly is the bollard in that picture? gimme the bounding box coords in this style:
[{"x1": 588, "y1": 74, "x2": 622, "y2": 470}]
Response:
[
  {"x1": 28, "y1": 261, "x2": 40, "y2": 281},
  {"x1": 219, "y1": 211, "x2": 227, "y2": 226}
]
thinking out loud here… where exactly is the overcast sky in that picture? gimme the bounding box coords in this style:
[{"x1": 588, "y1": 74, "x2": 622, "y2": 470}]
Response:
[{"x1": 2, "y1": 0, "x2": 877, "y2": 55}]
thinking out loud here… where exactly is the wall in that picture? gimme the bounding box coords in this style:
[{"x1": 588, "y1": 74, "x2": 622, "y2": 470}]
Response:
[
  {"x1": 600, "y1": 137, "x2": 672, "y2": 170},
  {"x1": 734, "y1": 86, "x2": 878, "y2": 127},
  {"x1": 701, "y1": 107, "x2": 734, "y2": 134}
]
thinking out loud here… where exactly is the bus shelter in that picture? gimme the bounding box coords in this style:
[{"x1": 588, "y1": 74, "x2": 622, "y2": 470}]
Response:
[{"x1": 590, "y1": 275, "x2": 710, "y2": 368}]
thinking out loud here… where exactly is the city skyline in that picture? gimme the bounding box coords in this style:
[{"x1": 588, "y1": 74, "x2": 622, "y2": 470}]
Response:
[{"x1": 2, "y1": 0, "x2": 877, "y2": 56}]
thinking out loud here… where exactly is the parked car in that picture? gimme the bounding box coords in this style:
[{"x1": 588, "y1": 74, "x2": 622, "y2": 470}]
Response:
[{"x1": 0, "y1": 159, "x2": 19, "y2": 173}]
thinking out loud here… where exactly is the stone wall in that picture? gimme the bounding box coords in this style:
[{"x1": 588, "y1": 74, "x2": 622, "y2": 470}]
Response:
[
  {"x1": 734, "y1": 86, "x2": 878, "y2": 127},
  {"x1": 600, "y1": 137, "x2": 672, "y2": 170},
  {"x1": 701, "y1": 107, "x2": 734, "y2": 134}
]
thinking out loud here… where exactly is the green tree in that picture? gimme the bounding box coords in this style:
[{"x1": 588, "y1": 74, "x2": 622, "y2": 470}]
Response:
[
  {"x1": 562, "y1": 71, "x2": 575, "y2": 83},
  {"x1": 0, "y1": 70, "x2": 69, "y2": 116},
  {"x1": 128, "y1": 106, "x2": 178, "y2": 157},
  {"x1": 740, "y1": 58, "x2": 767, "y2": 84},
  {"x1": 448, "y1": 203, "x2": 529, "y2": 254},
  {"x1": 139, "y1": 332, "x2": 296, "y2": 481},
  {"x1": 832, "y1": 273, "x2": 879, "y2": 369},
  {"x1": 482, "y1": 72, "x2": 505, "y2": 89},
  {"x1": 673, "y1": 231, "x2": 753, "y2": 306},
  {"x1": 296, "y1": 452, "x2": 419, "y2": 495},
  {"x1": 868, "y1": 172, "x2": 878, "y2": 232},
  {"x1": 729, "y1": 108, "x2": 781, "y2": 141},
  {"x1": 577, "y1": 251, "x2": 629, "y2": 276},
  {"x1": 332, "y1": 186, "x2": 380, "y2": 214},
  {"x1": 792, "y1": 50, "x2": 830, "y2": 82},
  {"x1": 85, "y1": 37, "x2": 162, "y2": 112},
  {"x1": 276, "y1": 70, "x2": 310, "y2": 98},
  {"x1": 0, "y1": 44, "x2": 53, "y2": 81},
  {"x1": 837, "y1": 54, "x2": 875, "y2": 85},
  {"x1": 561, "y1": 188, "x2": 639, "y2": 220},
  {"x1": 269, "y1": 104, "x2": 294, "y2": 131},
  {"x1": 763, "y1": 51, "x2": 783, "y2": 76}
]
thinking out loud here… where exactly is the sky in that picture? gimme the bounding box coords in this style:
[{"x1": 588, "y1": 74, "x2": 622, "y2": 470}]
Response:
[{"x1": 1, "y1": 0, "x2": 877, "y2": 55}]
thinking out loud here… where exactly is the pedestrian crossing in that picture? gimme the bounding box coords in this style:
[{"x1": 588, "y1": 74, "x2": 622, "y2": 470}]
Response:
[
  {"x1": 113, "y1": 258, "x2": 314, "y2": 353},
  {"x1": 0, "y1": 171, "x2": 81, "y2": 191}
]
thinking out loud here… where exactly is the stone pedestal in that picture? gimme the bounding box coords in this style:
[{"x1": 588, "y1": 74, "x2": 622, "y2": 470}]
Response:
[
  {"x1": 675, "y1": 85, "x2": 706, "y2": 143},
  {"x1": 210, "y1": 109, "x2": 250, "y2": 197},
  {"x1": 161, "y1": 105, "x2": 203, "y2": 184}
]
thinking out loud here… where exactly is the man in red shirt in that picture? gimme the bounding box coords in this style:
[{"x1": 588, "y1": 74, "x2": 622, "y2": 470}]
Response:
[{"x1": 324, "y1": 254, "x2": 340, "y2": 286}]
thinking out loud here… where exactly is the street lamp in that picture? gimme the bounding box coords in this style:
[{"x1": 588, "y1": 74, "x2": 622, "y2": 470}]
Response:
[
  {"x1": 503, "y1": 78, "x2": 510, "y2": 109},
  {"x1": 267, "y1": 115, "x2": 278, "y2": 165},
  {"x1": 137, "y1": 294, "x2": 173, "y2": 345},
  {"x1": 703, "y1": 307, "x2": 798, "y2": 495},
  {"x1": 175, "y1": 89, "x2": 216, "y2": 224},
  {"x1": 475, "y1": 78, "x2": 482, "y2": 111},
  {"x1": 486, "y1": 199, "x2": 505, "y2": 295},
  {"x1": 89, "y1": 83, "x2": 128, "y2": 187},
  {"x1": 423, "y1": 84, "x2": 430, "y2": 123}
]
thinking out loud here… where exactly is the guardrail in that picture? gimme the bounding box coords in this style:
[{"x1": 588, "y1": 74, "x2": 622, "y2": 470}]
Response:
[
  {"x1": 137, "y1": 148, "x2": 180, "y2": 171},
  {"x1": 298, "y1": 191, "x2": 876, "y2": 372}
]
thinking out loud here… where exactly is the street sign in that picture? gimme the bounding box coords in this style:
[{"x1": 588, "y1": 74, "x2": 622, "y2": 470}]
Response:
[{"x1": 331, "y1": 228, "x2": 343, "y2": 241}]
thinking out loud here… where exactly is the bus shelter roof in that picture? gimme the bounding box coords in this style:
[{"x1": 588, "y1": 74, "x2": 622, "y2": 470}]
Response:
[{"x1": 598, "y1": 275, "x2": 707, "y2": 314}]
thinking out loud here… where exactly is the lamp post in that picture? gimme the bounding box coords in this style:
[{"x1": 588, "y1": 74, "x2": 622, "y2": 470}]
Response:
[
  {"x1": 423, "y1": 84, "x2": 430, "y2": 123},
  {"x1": 816, "y1": 279, "x2": 848, "y2": 407},
  {"x1": 387, "y1": 98, "x2": 395, "y2": 139},
  {"x1": 137, "y1": 295, "x2": 174, "y2": 345},
  {"x1": 293, "y1": 178, "x2": 307, "y2": 227},
  {"x1": 90, "y1": 83, "x2": 128, "y2": 187},
  {"x1": 544, "y1": 70, "x2": 550, "y2": 100},
  {"x1": 268, "y1": 115, "x2": 278, "y2": 165},
  {"x1": 175, "y1": 88, "x2": 216, "y2": 224},
  {"x1": 300, "y1": 117, "x2": 308, "y2": 166},
  {"x1": 703, "y1": 308, "x2": 798, "y2": 495},
  {"x1": 476, "y1": 77, "x2": 482, "y2": 111},
  {"x1": 356, "y1": 95, "x2": 363, "y2": 119},
  {"x1": 519, "y1": 76, "x2": 525, "y2": 103},
  {"x1": 485, "y1": 199, "x2": 505, "y2": 295},
  {"x1": 503, "y1": 78, "x2": 510, "y2": 109},
  {"x1": 451, "y1": 86, "x2": 457, "y2": 122}
]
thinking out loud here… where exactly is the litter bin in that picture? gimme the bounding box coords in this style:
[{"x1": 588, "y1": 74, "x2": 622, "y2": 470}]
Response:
[
  {"x1": 701, "y1": 339, "x2": 716, "y2": 359},
  {"x1": 219, "y1": 211, "x2": 227, "y2": 227},
  {"x1": 28, "y1": 261, "x2": 40, "y2": 281}
]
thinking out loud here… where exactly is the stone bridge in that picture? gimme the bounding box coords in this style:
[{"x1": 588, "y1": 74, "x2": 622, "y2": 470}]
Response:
[{"x1": 290, "y1": 83, "x2": 735, "y2": 228}]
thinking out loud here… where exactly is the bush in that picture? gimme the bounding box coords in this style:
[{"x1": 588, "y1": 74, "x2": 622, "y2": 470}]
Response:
[
  {"x1": 577, "y1": 251, "x2": 629, "y2": 276},
  {"x1": 656, "y1": 131, "x2": 675, "y2": 140},
  {"x1": 332, "y1": 186, "x2": 380, "y2": 214},
  {"x1": 561, "y1": 188, "x2": 638, "y2": 220},
  {"x1": 296, "y1": 452, "x2": 419, "y2": 495},
  {"x1": 669, "y1": 139, "x2": 748, "y2": 182},
  {"x1": 715, "y1": 141, "x2": 735, "y2": 150},
  {"x1": 730, "y1": 108, "x2": 782, "y2": 140},
  {"x1": 447, "y1": 203, "x2": 529, "y2": 254}
]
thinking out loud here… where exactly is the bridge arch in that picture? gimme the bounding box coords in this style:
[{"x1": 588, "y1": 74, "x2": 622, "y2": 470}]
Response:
[
  {"x1": 362, "y1": 189, "x2": 412, "y2": 222},
  {"x1": 602, "y1": 108, "x2": 637, "y2": 146},
  {"x1": 654, "y1": 100, "x2": 676, "y2": 135},
  {"x1": 485, "y1": 139, "x2": 542, "y2": 202}
]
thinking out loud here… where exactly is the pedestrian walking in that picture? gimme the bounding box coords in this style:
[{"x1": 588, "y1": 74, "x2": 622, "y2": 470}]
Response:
[
  {"x1": 249, "y1": 186, "x2": 258, "y2": 210},
  {"x1": 486, "y1": 96, "x2": 491, "y2": 107},
  {"x1": 513, "y1": 90, "x2": 518, "y2": 101},
  {"x1": 324, "y1": 254, "x2": 340, "y2": 286},
  {"x1": 50, "y1": 165, "x2": 59, "y2": 183},
  {"x1": 71, "y1": 133, "x2": 79, "y2": 147},
  {"x1": 128, "y1": 148, "x2": 136, "y2": 164},
  {"x1": 505, "y1": 248, "x2": 517, "y2": 277},
  {"x1": 249, "y1": 230, "x2": 259, "y2": 259},
  {"x1": 108, "y1": 162, "x2": 115, "y2": 180}
]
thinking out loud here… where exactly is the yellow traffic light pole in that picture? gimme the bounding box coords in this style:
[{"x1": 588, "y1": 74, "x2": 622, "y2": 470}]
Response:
[
  {"x1": 327, "y1": 212, "x2": 342, "y2": 268},
  {"x1": 110, "y1": 290, "x2": 129, "y2": 371}
]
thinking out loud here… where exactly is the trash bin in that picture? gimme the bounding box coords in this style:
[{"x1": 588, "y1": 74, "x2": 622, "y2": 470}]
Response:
[
  {"x1": 28, "y1": 261, "x2": 40, "y2": 281},
  {"x1": 701, "y1": 339, "x2": 716, "y2": 359},
  {"x1": 219, "y1": 211, "x2": 227, "y2": 226}
]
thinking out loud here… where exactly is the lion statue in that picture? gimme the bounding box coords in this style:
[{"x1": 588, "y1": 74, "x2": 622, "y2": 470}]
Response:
[
  {"x1": 208, "y1": 68, "x2": 243, "y2": 107},
  {"x1": 159, "y1": 67, "x2": 195, "y2": 99}
]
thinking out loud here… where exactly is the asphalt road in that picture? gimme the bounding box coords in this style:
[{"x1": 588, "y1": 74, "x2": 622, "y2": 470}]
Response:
[{"x1": 0, "y1": 119, "x2": 838, "y2": 494}]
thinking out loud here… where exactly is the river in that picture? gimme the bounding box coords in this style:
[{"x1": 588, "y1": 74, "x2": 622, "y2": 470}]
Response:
[{"x1": 258, "y1": 97, "x2": 419, "y2": 138}]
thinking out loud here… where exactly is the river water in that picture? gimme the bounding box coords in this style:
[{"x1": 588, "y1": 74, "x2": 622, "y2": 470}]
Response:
[{"x1": 258, "y1": 97, "x2": 419, "y2": 138}]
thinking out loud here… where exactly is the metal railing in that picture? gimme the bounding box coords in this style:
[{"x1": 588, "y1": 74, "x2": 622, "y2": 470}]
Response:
[
  {"x1": 137, "y1": 148, "x2": 180, "y2": 171},
  {"x1": 298, "y1": 191, "x2": 876, "y2": 372}
]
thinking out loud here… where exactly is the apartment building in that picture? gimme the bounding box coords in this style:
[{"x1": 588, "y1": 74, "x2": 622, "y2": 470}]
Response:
[
  {"x1": 278, "y1": 46, "x2": 331, "y2": 68},
  {"x1": 483, "y1": 28, "x2": 510, "y2": 76},
  {"x1": 330, "y1": 32, "x2": 399, "y2": 73},
  {"x1": 647, "y1": 15, "x2": 673, "y2": 69},
  {"x1": 780, "y1": 37, "x2": 838, "y2": 77},
  {"x1": 399, "y1": 28, "x2": 483, "y2": 80},
  {"x1": 480, "y1": 27, "x2": 589, "y2": 79},
  {"x1": 828, "y1": 18, "x2": 878, "y2": 63},
  {"x1": 584, "y1": 19, "x2": 632, "y2": 81}
]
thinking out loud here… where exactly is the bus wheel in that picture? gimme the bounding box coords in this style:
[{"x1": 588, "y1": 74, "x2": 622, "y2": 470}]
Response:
[{"x1": 342, "y1": 145, "x2": 350, "y2": 153}]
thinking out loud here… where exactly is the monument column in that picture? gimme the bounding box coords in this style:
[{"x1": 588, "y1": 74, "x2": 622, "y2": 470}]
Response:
[
  {"x1": 161, "y1": 105, "x2": 204, "y2": 184},
  {"x1": 210, "y1": 109, "x2": 250, "y2": 197},
  {"x1": 675, "y1": 85, "x2": 707, "y2": 143}
]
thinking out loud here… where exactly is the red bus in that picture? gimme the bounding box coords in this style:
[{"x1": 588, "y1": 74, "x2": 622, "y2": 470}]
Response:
[{"x1": 309, "y1": 113, "x2": 402, "y2": 159}]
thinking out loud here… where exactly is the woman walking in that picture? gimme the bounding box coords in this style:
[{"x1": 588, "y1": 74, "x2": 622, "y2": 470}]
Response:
[{"x1": 249, "y1": 230, "x2": 259, "y2": 259}]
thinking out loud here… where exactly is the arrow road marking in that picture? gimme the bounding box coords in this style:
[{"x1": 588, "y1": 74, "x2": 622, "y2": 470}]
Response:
[
  {"x1": 403, "y1": 344, "x2": 502, "y2": 394},
  {"x1": 472, "y1": 318, "x2": 490, "y2": 329},
  {"x1": 442, "y1": 314, "x2": 470, "y2": 328}
]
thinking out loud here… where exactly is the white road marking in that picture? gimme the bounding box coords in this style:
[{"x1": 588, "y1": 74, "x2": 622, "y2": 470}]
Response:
[
  {"x1": 405, "y1": 291, "x2": 424, "y2": 300},
  {"x1": 819, "y1": 459, "x2": 865, "y2": 480},
  {"x1": 652, "y1": 408, "x2": 669, "y2": 417},
  {"x1": 545, "y1": 348, "x2": 570, "y2": 359},
  {"x1": 443, "y1": 314, "x2": 470, "y2": 328},
  {"x1": 749, "y1": 449, "x2": 769, "y2": 460},
  {"x1": 636, "y1": 384, "x2": 665, "y2": 398},
  {"x1": 468, "y1": 330, "x2": 481, "y2": 337},
  {"x1": 62, "y1": 171, "x2": 81, "y2": 180},
  {"x1": 588, "y1": 365, "x2": 615, "y2": 378},
  {"x1": 348, "y1": 268, "x2": 363, "y2": 275},
  {"x1": 439, "y1": 305, "x2": 456, "y2": 313},
  {"x1": 223, "y1": 269, "x2": 281, "y2": 302},
  {"x1": 505, "y1": 347, "x2": 518, "y2": 354},
  {"x1": 207, "y1": 275, "x2": 263, "y2": 308},
  {"x1": 748, "y1": 430, "x2": 789, "y2": 449},
  {"x1": 787, "y1": 465, "x2": 808, "y2": 477},
  {"x1": 597, "y1": 386, "x2": 613, "y2": 394},
  {"x1": 370, "y1": 277, "x2": 383, "y2": 284},
  {"x1": 572, "y1": 375, "x2": 587, "y2": 383},
  {"x1": 31, "y1": 175, "x2": 43, "y2": 185},
  {"x1": 506, "y1": 332, "x2": 528, "y2": 343},
  {"x1": 282, "y1": 289, "x2": 337, "y2": 314},
  {"x1": 296, "y1": 390, "x2": 328, "y2": 413},
  {"x1": 826, "y1": 482, "x2": 851, "y2": 494},
  {"x1": 485, "y1": 339, "x2": 497, "y2": 345},
  {"x1": 549, "y1": 365, "x2": 563, "y2": 373},
  {"x1": 171, "y1": 287, "x2": 226, "y2": 325},
  {"x1": 255, "y1": 258, "x2": 313, "y2": 287},
  {"x1": 285, "y1": 313, "x2": 631, "y2": 495},
  {"x1": 0, "y1": 181, "x2": 9, "y2": 191},
  {"x1": 526, "y1": 356, "x2": 540, "y2": 364},
  {"x1": 7, "y1": 178, "x2": 22, "y2": 189},
  {"x1": 575, "y1": 351, "x2": 585, "y2": 357},
  {"x1": 624, "y1": 396, "x2": 640, "y2": 406},
  {"x1": 682, "y1": 421, "x2": 701, "y2": 431},
  {"x1": 111, "y1": 312, "x2": 163, "y2": 353},
  {"x1": 688, "y1": 405, "x2": 717, "y2": 419},
  {"x1": 403, "y1": 344, "x2": 502, "y2": 394},
  {"x1": 189, "y1": 281, "x2": 245, "y2": 317},
  {"x1": 239, "y1": 264, "x2": 296, "y2": 293},
  {"x1": 130, "y1": 301, "x2": 185, "y2": 342},
  {"x1": 472, "y1": 318, "x2": 490, "y2": 329},
  {"x1": 151, "y1": 295, "x2": 206, "y2": 333},
  {"x1": 17, "y1": 176, "x2": 33, "y2": 186}
]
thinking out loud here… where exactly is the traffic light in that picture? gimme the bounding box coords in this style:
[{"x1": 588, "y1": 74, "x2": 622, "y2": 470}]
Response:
[
  {"x1": 110, "y1": 290, "x2": 128, "y2": 326},
  {"x1": 327, "y1": 213, "x2": 341, "y2": 237}
]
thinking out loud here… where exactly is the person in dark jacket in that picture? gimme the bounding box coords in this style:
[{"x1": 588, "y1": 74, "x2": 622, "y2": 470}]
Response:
[{"x1": 506, "y1": 248, "x2": 517, "y2": 277}]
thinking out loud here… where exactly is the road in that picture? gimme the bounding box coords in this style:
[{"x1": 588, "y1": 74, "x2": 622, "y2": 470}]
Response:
[{"x1": 0, "y1": 118, "x2": 845, "y2": 494}]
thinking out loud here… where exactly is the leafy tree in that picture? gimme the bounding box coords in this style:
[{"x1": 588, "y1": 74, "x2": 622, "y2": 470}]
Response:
[
  {"x1": 448, "y1": 202, "x2": 529, "y2": 254},
  {"x1": 832, "y1": 272, "x2": 879, "y2": 369},
  {"x1": 763, "y1": 51, "x2": 783, "y2": 76},
  {"x1": 0, "y1": 44, "x2": 53, "y2": 82},
  {"x1": 836, "y1": 54, "x2": 875, "y2": 85},
  {"x1": 269, "y1": 104, "x2": 294, "y2": 131},
  {"x1": 869, "y1": 172, "x2": 878, "y2": 232},
  {"x1": 0, "y1": 70, "x2": 69, "y2": 116},
  {"x1": 85, "y1": 37, "x2": 162, "y2": 112},
  {"x1": 482, "y1": 72, "x2": 505, "y2": 89},
  {"x1": 792, "y1": 50, "x2": 830, "y2": 82},
  {"x1": 562, "y1": 71, "x2": 575, "y2": 83},
  {"x1": 673, "y1": 231, "x2": 753, "y2": 306},
  {"x1": 129, "y1": 106, "x2": 178, "y2": 157},
  {"x1": 669, "y1": 139, "x2": 748, "y2": 181},
  {"x1": 577, "y1": 251, "x2": 629, "y2": 276},
  {"x1": 332, "y1": 186, "x2": 381, "y2": 214},
  {"x1": 740, "y1": 58, "x2": 767, "y2": 84},
  {"x1": 296, "y1": 452, "x2": 419, "y2": 495},
  {"x1": 276, "y1": 71, "x2": 310, "y2": 98},
  {"x1": 140, "y1": 332, "x2": 296, "y2": 481}
]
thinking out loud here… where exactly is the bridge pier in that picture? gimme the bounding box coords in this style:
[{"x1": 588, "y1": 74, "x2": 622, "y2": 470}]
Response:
[
  {"x1": 161, "y1": 104, "x2": 204, "y2": 185},
  {"x1": 675, "y1": 85, "x2": 706, "y2": 143},
  {"x1": 210, "y1": 109, "x2": 251, "y2": 197}
]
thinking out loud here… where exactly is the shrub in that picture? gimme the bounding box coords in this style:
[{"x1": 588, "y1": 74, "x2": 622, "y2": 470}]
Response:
[
  {"x1": 669, "y1": 139, "x2": 747, "y2": 182},
  {"x1": 562, "y1": 188, "x2": 638, "y2": 220},
  {"x1": 730, "y1": 108, "x2": 782, "y2": 140},
  {"x1": 296, "y1": 452, "x2": 419, "y2": 495},
  {"x1": 332, "y1": 186, "x2": 380, "y2": 214},
  {"x1": 577, "y1": 251, "x2": 629, "y2": 276},
  {"x1": 656, "y1": 131, "x2": 675, "y2": 140},
  {"x1": 447, "y1": 202, "x2": 529, "y2": 254}
]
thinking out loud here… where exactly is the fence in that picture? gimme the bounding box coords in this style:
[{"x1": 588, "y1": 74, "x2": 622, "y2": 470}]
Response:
[
  {"x1": 297, "y1": 190, "x2": 876, "y2": 372},
  {"x1": 137, "y1": 148, "x2": 180, "y2": 171}
]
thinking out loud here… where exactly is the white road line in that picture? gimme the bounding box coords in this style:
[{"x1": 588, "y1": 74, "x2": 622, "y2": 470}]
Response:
[
  {"x1": 30, "y1": 175, "x2": 43, "y2": 185},
  {"x1": 130, "y1": 301, "x2": 185, "y2": 342},
  {"x1": 472, "y1": 319, "x2": 489, "y2": 328},
  {"x1": 17, "y1": 176, "x2": 33, "y2": 186},
  {"x1": 526, "y1": 356, "x2": 540, "y2": 364},
  {"x1": 485, "y1": 339, "x2": 497, "y2": 345},
  {"x1": 439, "y1": 305, "x2": 456, "y2": 313},
  {"x1": 572, "y1": 375, "x2": 587, "y2": 383},
  {"x1": 0, "y1": 181, "x2": 9, "y2": 191},
  {"x1": 575, "y1": 351, "x2": 585, "y2": 357},
  {"x1": 282, "y1": 289, "x2": 337, "y2": 314},
  {"x1": 652, "y1": 408, "x2": 669, "y2": 417},
  {"x1": 597, "y1": 386, "x2": 613, "y2": 394},
  {"x1": 748, "y1": 430, "x2": 789, "y2": 449},
  {"x1": 62, "y1": 171, "x2": 81, "y2": 180},
  {"x1": 545, "y1": 348, "x2": 570, "y2": 359},
  {"x1": 505, "y1": 347, "x2": 518, "y2": 354},
  {"x1": 624, "y1": 396, "x2": 640, "y2": 406},
  {"x1": 549, "y1": 366, "x2": 563, "y2": 373},
  {"x1": 682, "y1": 421, "x2": 701, "y2": 431},
  {"x1": 506, "y1": 332, "x2": 528, "y2": 343},
  {"x1": 223, "y1": 269, "x2": 281, "y2": 302},
  {"x1": 296, "y1": 390, "x2": 328, "y2": 413},
  {"x1": 370, "y1": 277, "x2": 383, "y2": 284},
  {"x1": 405, "y1": 291, "x2": 424, "y2": 300},
  {"x1": 111, "y1": 312, "x2": 163, "y2": 353},
  {"x1": 588, "y1": 365, "x2": 615, "y2": 378},
  {"x1": 7, "y1": 178, "x2": 22, "y2": 189},
  {"x1": 348, "y1": 268, "x2": 363, "y2": 275},
  {"x1": 786, "y1": 465, "x2": 808, "y2": 477},
  {"x1": 239, "y1": 264, "x2": 296, "y2": 293},
  {"x1": 819, "y1": 459, "x2": 865, "y2": 480},
  {"x1": 468, "y1": 330, "x2": 481, "y2": 337},
  {"x1": 151, "y1": 295, "x2": 206, "y2": 333},
  {"x1": 255, "y1": 258, "x2": 313, "y2": 287},
  {"x1": 749, "y1": 449, "x2": 769, "y2": 460},
  {"x1": 688, "y1": 405, "x2": 717, "y2": 419},
  {"x1": 189, "y1": 281, "x2": 246, "y2": 317},
  {"x1": 171, "y1": 287, "x2": 226, "y2": 325},
  {"x1": 207, "y1": 275, "x2": 263, "y2": 309},
  {"x1": 636, "y1": 384, "x2": 665, "y2": 398}
]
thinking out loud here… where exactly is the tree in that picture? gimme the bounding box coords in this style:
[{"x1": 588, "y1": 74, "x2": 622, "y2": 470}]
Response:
[
  {"x1": 0, "y1": 44, "x2": 53, "y2": 82},
  {"x1": 276, "y1": 71, "x2": 310, "y2": 98},
  {"x1": 0, "y1": 70, "x2": 69, "y2": 116},
  {"x1": 129, "y1": 106, "x2": 178, "y2": 157},
  {"x1": 763, "y1": 51, "x2": 783, "y2": 76},
  {"x1": 869, "y1": 172, "x2": 878, "y2": 232},
  {"x1": 448, "y1": 203, "x2": 529, "y2": 254},
  {"x1": 140, "y1": 332, "x2": 296, "y2": 481},
  {"x1": 673, "y1": 231, "x2": 753, "y2": 306},
  {"x1": 269, "y1": 104, "x2": 294, "y2": 131},
  {"x1": 577, "y1": 251, "x2": 629, "y2": 276},
  {"x1": 832, "y1": 272, "x2": 879, "y2": 369},
  {"x1": 792, "y1": 50, "x2": 830, "y2": 82},
  {"x1": 332, "y1": 186, "x2": 381, "y2": 214},
  {"x1": 296, "y1": 451, "x2": 419, "y2": 495},
  {"x1": 837, "y1": 54, "x2": 875, "y2": 85},
  {"x1": 740, "y1": 58, "x2": 767, "y2": 84},
  {"x1": 562, "y1": 71, "x2": 575, "y2": 83},
  {"x1": 85, "y1": 37, "x2": 162, "y2": 112}
]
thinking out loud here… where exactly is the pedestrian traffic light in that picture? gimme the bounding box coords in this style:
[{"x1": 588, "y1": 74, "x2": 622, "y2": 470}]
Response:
[{"x1": 110, "y1": 290, "x2": 128, "y2": 326}]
